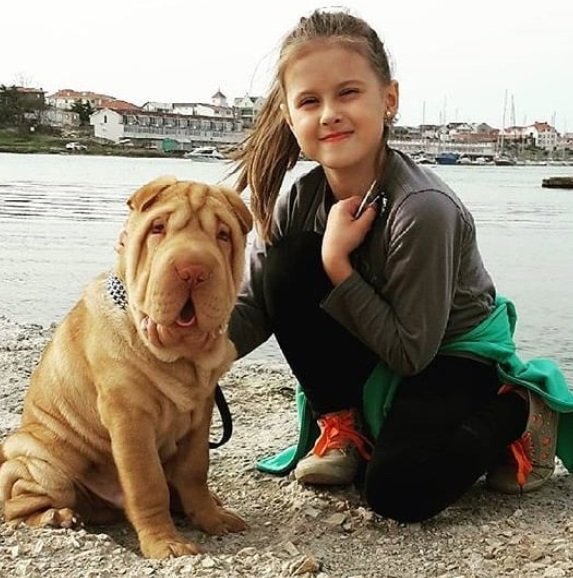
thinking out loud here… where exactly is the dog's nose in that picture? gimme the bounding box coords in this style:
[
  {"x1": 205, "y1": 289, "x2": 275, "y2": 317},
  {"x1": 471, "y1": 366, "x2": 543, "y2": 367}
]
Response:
[{"x1": 176, "y1": 263, "x2": 209, "y2": 287}]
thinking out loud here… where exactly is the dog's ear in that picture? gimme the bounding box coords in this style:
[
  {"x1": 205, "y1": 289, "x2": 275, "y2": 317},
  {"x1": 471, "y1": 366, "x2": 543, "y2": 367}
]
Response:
[
  {"x1": 127, "y1": 176, "x2": 177, "y2": 212},
  {"x1": 221, "y1": 187, "x2": 253, "y2": 235}
]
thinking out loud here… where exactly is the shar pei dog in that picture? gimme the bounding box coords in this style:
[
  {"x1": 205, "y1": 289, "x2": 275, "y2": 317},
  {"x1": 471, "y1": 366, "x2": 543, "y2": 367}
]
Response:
[{"x1": 0, "y1": 176, "x2": 253, "y2": 559}]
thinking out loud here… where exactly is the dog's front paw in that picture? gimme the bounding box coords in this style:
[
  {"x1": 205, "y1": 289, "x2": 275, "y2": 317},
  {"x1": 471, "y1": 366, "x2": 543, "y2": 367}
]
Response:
[
  {"x1": 140, "y1": 534, "x2": 201, "y2": 559},
  {"x1": 193, "y1": 505, "x2": 248, "y2": 535}
]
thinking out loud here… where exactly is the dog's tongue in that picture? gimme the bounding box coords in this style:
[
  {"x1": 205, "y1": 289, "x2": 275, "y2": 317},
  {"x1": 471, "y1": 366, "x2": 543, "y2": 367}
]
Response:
[{"x1": 176, "y1": 298, "x2": 196, "y2": 327}]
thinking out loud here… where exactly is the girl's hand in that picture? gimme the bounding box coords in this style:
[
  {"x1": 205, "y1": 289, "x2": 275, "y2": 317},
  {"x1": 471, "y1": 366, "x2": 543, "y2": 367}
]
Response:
[{"x1": 322, "y1": 196, "x2": 378, "y2": 285}]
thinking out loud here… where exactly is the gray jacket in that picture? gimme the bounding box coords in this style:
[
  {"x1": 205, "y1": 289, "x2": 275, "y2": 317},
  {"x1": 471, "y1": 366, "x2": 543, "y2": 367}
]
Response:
[{"x1": 229, "y1": 148, "x2": 496, "y2": 376}]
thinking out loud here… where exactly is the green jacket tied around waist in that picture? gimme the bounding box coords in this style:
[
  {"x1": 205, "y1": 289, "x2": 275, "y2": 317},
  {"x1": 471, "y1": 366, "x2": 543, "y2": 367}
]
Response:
[{"x1": 256, "y1": 296, "x2": 573, "y2": 475}]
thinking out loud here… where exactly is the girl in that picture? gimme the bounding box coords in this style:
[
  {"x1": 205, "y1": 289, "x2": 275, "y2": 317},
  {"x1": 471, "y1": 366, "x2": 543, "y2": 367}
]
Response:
[{"x1": 227, "y1": 8, "x2": 573, "y2": 523}]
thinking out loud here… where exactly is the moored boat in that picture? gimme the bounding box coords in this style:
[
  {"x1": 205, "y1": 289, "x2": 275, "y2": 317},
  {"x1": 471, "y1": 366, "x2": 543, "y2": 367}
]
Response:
[
  {"x1": 184, "y1": 146, "x2": 226, "y2": 161},
  {"x1": 494, "y1": 155, "x2": 516, "y2": 166},
  {"x1": 411, "y1": 152, "x2": 435, "y2": 165},
  {"x1": 435, "y1": 152, "x2": 460, "y2": 165}
]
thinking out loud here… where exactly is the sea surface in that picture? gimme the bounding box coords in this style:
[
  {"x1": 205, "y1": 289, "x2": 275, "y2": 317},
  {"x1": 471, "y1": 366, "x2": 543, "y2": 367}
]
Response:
[{"x1": 1, "y1": 152, "x2": 572, "y2": 378}]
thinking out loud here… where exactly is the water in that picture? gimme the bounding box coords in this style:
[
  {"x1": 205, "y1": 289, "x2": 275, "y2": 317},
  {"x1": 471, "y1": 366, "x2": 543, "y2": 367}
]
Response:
[{"x1": 1, "y1": 153, "x2": 572, "y2": 379}]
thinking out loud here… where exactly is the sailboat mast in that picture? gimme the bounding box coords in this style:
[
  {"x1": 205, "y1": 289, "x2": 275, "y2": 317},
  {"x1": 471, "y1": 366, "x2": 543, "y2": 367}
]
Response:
[
  {"x1": 422, "y1": 100, "x2": 426, "y2": 153},
  {"x1": 498, "y1": 89, "x2": 508, "y2": 156}
]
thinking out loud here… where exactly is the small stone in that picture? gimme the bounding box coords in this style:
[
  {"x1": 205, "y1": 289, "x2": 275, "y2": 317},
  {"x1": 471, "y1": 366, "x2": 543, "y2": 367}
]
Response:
[
  {"x1": 303, "y1": 506, "x2": 321, "y2": 519},
  {"x1": 325, "y1": 513, "x2": 347, "y2": 526},
  {"x1": 292, "y1": 555, "x2": 320, "y2": 575},
  {"x1": 283, "y1": 541, "x2": 300, "y2": 556},
  {"x1": 527, "y1": 547, "x2": 545, "y2": 561},
  {"x1": 236, "y1": 547, "x2": 258, "y2": 557},
  {"x1": 201, "y1": 556, "x2": 217, "y2": 568}
]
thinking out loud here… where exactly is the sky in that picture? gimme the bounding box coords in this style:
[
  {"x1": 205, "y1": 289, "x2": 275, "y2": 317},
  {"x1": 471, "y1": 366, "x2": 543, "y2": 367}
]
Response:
[{"x1": 2, "y1": 0, "x2": 572, "y2": 132}]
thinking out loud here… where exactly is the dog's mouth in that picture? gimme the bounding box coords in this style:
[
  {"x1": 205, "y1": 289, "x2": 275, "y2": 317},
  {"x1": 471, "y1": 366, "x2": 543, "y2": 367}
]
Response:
[
  {"x1": 140, "y1": 293, "x2": 228, "y2": 352},
  {"x1": 175, "y1": 297, "x2": 196, "y2": 327}
]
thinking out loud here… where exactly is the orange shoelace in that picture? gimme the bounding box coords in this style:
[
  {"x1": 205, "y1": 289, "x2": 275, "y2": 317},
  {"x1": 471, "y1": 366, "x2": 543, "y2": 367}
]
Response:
[
  {"x1": 312, "y1": 411, "x2": 374, "y2": 461},
  {"x1": 498, "y1": 384, "x2": 533, "y2": 489},
  {"x1": 508, "y1": 435, "x2": 534, "y2": 489}
]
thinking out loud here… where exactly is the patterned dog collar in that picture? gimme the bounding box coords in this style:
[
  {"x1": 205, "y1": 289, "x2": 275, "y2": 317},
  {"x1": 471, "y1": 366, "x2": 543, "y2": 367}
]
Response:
[{"x1": 107, "y1": 273, "x2": 128, "y2": 310}]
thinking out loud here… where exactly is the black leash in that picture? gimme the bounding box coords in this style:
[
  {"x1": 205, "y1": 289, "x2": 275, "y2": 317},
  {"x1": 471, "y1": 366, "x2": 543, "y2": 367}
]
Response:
[{"x1": 209, "y1": 384, "x2": 233, "y2": 449}]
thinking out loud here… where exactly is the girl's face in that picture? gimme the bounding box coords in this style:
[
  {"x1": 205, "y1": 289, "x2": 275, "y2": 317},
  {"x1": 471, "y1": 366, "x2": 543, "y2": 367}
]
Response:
[{"x1": 282, "y1": 43, "x2": 398, "y2": 183}]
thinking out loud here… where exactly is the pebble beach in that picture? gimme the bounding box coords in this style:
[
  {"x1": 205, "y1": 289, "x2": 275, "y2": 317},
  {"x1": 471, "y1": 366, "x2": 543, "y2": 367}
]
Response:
[{"x1": 2, "y1": 315, "x2": 573, "y2": 578}]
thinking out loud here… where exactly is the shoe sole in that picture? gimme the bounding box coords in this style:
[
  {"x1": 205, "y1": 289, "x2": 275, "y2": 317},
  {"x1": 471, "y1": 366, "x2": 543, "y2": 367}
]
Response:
[
  {"x1": 486, "y1": 479, "x2": 549, "y2": 494},
  {"x1": 486, "y1": 466, "x2": 555, "y2": 494},
  {"x1": 295, "y1": 472, "x2": 354, "y2": 486}
]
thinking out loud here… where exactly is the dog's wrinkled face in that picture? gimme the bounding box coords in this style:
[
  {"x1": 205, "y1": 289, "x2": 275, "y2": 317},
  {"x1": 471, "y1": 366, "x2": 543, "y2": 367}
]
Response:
[{"x1": 116, "y1": 176, "x2": 252, "y2": 361}]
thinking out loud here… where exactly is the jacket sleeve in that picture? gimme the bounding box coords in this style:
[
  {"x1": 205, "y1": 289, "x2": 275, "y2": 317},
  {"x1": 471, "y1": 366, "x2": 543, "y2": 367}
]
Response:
[
  {"x1": 321, "y1": 190, "x2": 466, "y2": 375},
  {"x1": 228, "y1": 232, "x2": 273, "y2": 358},
  {"x1": 228, "y1": 187, "x2": 295, "y2": 359}
]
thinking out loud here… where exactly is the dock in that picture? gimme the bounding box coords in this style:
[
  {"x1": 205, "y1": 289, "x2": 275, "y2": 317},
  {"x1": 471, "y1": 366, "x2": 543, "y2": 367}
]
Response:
[{"x1": 541, "y1": 177, "x2": 573, "y2": 189}]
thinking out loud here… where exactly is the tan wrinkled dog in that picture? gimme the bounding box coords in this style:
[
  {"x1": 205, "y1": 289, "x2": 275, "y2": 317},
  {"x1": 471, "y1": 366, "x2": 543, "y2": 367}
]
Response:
[{"x1": 0, "y1": 176, "x2": 252, "y2": 559}]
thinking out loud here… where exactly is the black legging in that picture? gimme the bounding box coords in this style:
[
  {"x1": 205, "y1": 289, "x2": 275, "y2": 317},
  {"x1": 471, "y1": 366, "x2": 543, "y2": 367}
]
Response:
[
  {"x1": 364, "y1": 355, "x2": 526, "y2": 521},
  {"x1": 264, "y1": 231, "x2": 379, "y2": 415},
  {"x1": 263, "y1": 231, "x2": 527, "y2": 522}
]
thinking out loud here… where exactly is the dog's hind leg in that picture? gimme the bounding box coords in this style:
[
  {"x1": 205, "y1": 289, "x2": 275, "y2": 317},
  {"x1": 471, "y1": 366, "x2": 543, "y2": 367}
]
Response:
[{"x1": 0, "y1": 455, "x2": 80, "y2": 528}]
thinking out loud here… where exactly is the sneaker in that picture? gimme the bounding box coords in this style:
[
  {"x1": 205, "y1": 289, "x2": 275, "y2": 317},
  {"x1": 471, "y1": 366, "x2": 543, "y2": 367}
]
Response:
[
  {"x1": 486, "y1": 385, "x2": 558, "y2": 494},
  {"x1": 294, "y1": 409, "x2": 373, "y2": 486}
]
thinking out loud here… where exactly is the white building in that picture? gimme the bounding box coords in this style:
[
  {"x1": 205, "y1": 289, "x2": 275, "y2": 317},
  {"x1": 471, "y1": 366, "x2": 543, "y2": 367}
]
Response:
[
  {"x1": 233, "y1": 94, "x2": 265, "y2": 128},
  {"x1": 142, "y1": 89, "x2": 235, "y2": 121},
  {"x1": 142, "y1": 101, "x2": 233, "y2": 120},
  {"x1": 46, "y1": 89, "x2": 117, "y2": 110},
  {"x1": 529, "y1": 122, "x2": 559, "y2": 151},
  {"x1": 90, "y1": 107, "x2": 243, "y2": 150}
]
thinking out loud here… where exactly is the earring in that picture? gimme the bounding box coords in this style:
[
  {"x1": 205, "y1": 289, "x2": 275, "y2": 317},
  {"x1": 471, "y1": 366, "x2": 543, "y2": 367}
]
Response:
[{"x1": 385, "y1": 110, "x2": 393, "y2": 123}]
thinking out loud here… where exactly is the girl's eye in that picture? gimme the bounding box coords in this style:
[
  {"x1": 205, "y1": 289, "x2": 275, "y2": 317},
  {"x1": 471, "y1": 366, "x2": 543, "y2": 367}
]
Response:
[
  {"x1": 150, "y1": 221, "x2": 165, "y2": 235},
  {"x1": 340, "y1": 87, "x2": 359, "y2": 97},
  {"x1": 299, "y1": 96, "x2": 318, "y2": 107},
  {"x1": 217, "y1": 226, "x2": 231, "y2": 242}
]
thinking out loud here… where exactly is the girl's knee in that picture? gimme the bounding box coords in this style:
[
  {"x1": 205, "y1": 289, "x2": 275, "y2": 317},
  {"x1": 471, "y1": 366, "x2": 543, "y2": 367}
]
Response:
[
  {"x1": 364, "y1": 461, "x2": 435, "y2": 523},
  {"x1": 364, "y1": 459, "x2": 398, "y2": 517}
]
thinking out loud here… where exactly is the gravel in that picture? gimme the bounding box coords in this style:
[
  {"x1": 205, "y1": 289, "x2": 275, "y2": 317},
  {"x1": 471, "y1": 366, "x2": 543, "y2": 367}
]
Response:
[{"x1": 2, "y1": 314, "x2": 573, "y2": 578}]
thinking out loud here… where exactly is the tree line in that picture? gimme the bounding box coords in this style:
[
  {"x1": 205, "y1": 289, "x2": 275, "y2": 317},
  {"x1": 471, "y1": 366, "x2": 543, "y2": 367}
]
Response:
[{"x1": 0, "y1": 85, "x2": 93, "y2": 129}]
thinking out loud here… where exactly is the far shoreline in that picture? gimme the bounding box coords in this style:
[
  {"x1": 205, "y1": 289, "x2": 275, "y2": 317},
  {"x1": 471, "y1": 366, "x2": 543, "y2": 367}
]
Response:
[
  {"x1": 0, "y1": 145, "x2": 184, "y2": 160},
  {"x1": 0, "y1": 128, "x2": 231, "y2": 160}
]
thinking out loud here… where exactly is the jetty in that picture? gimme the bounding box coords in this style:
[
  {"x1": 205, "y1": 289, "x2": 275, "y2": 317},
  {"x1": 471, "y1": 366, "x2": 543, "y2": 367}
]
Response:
[{"x1": 541, "y1": 177, "x2": 573, "y2": 189}]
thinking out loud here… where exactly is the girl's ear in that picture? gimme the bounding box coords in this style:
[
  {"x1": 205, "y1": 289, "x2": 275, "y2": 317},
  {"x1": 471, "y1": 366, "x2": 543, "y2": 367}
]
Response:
[
  {"x1": 279, "y1": 103, "x2": 293, "y2": 129},
  {"x1": 385, "y1": 80, "x2": 400, "y2": 118}
]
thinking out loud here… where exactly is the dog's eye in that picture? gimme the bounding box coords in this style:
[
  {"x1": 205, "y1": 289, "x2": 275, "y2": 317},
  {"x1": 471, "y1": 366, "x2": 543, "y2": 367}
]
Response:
[
  {"x1": 217, "y1": 226, "x2": 231, "y2": 242},
  {"x1": 150, "y1": 220, "x2": 165, "y2": 235}
]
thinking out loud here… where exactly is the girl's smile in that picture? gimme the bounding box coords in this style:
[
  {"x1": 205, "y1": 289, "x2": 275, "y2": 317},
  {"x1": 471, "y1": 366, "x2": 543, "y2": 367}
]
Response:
[{"x1": 320, "y1": 130, "x2": 354, "y2": 143}]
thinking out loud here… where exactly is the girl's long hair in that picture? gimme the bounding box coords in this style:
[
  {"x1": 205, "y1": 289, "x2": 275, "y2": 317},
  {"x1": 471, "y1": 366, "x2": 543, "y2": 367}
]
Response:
[
  {"x1": 231, "y1": 81, "x2": 300, "y2": 241},
  {"x1": 231, "y1": 8, "x2": 394, "y2": 243}
]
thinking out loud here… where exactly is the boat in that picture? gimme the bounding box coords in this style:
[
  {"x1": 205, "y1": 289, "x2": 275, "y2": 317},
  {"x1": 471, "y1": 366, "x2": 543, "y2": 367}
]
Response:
[
  {"x1": 184, "y1": 146, "x2": 226, "y2": 161},
  {"x1": 473, "y1": 156, "x2": 494, "y2": 165},
  {"x1": 434, "y1": 152, "x2": 460, "y2": 165},
  {"x1": 411, "y1": 152, "x2": 435, "y2": 165},
  {"x1": 494, "y1": 155, "x2": 516, "y2": 166},
  {"x1": 494, "y1": 90, "x2": 517, "y2": 167}
]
